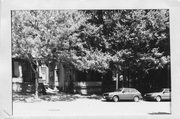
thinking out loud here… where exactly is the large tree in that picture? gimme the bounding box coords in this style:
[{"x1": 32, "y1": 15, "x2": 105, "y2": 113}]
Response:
[
  {"x1": 12, "y1": 10, "x2": 110, "y2": 96},
  {"x1": 12, "y1": 10, "x2": 89, "y2": 97},
  {"x1": 81, "y1": 10, "x2": 170, "y2": 89},
  {"x1": 12, "y1": 9, "x2": 170, "y2": 95}
]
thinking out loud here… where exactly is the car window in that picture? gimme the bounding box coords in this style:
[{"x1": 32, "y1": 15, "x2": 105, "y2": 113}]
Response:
[
  {"x1": 116, "y1": 88, "x2": 123, "y2": 92},
  {"x1": 131, "y1": 89, "x2": 140, "y2": 93},
  {"x1": 130, "y1": 89, "x2": 138, "y2": 93},
  {"x1": 164, "y1": 89, "x2": 170, "y2": 93},
  {"x1": 154, "y1": 89, "x2": 165, "y2": 92},
  {"x1": 123, "y1": 88, "x2": 130, "y2": 93}
]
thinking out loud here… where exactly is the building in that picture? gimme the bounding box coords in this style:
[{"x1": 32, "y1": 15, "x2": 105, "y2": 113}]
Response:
[
  {"x1": 12, "y1": 58, "x2": 105, "y2": 94},
  {"x1": 12, "y1": 58, "x2": 49, "y2": 93},
  {"x1": 55, "y1": 62, "x2": 103, "y2": 94}
]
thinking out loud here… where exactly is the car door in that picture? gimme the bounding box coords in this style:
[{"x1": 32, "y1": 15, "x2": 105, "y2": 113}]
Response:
[
  {"x1": 130, "y1": 89, "x2": 139, "y2": 100},
  {"x1": 162, "y1": 89, "x2": 170, "y2": 100},
  {"x1": 120, "y1": 88, "x2": 131, "y2": 100}
]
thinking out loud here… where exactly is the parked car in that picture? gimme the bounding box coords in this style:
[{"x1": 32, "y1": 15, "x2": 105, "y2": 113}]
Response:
[
  {"x1": 144, "y1": 88, "x2": 171, "y2": 102},
  {"x1": 103, "y1": 88, "x2": 142, "y2": 102}
]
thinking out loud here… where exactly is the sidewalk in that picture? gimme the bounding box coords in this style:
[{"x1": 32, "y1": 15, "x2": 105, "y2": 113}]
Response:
[
  {"x1": 13, "y1": 98, "x2": 171, "y2": 116},
  {"x1": 13, "y1": 92, "x2": 171, "y2": 116}
]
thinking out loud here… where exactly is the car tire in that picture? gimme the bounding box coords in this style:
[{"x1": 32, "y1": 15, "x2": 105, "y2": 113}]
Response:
[
  {"x1": 133, "y1": 96, "x2": 139, "y2": 102},
  {"x1": 156, "y1": 96, "x2": 161, "y2": 102},
  {"x1": 113, "y1": 96, "x2": 119, "y2": 102}
]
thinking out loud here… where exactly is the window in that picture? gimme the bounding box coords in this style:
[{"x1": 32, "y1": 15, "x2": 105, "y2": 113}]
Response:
[
  {"x1": 130, "y1": 89, "x2": 137, "y2": 93},
  {"x1": 164, "y1": 89, "x2": 170, "y2": 93}
]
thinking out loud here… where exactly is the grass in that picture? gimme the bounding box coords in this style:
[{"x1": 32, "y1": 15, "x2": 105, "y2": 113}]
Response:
[{"x1": 13, "y1": 92, "x2": 103, "y2": 103}]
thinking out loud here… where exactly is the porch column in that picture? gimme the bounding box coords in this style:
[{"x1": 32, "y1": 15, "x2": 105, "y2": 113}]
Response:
[{"x1": 19, "y1": 65, "x2": 22, "y2": 78}]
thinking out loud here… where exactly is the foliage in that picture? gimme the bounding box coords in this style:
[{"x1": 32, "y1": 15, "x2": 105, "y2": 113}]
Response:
[
  {"x1": 12, "y1": 9, "x2": 170, "y2": 82},
  {"x1": 82, "y1": 10, "x2": 170, "y2": 76}
]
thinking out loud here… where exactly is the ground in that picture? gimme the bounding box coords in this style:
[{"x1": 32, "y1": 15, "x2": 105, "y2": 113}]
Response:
[{"x1": 13, "y1": 92, "x2": 171, "y2": 116}]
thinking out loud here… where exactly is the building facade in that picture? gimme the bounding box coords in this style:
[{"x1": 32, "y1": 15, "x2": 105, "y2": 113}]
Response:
[
  {"x1": 12, "y1": 58, "x2": 170, "y2": 95},
  {"x1": 12, "y1": 58, "x2": 104, "y2": 94},
  {"x1": 12, "y1": 58, "x2": 49, "y2": 93}
]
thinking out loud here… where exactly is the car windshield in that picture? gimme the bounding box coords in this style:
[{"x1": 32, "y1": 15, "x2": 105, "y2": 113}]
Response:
[
  {"x1": 115, "y1": 88, "x2": 123, "y2": 92},
  {"x1": 163, "y1": 89, "x2": 170, "y2": 93},
  {"x1": 154, "y1": 88, "x2": 168, "y2": 92}
]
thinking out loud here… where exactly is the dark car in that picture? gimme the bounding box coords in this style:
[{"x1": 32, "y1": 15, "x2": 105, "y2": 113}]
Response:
[
  {"x1": 103, "y1": 88, "x2": 142, "y2": 102},
  {"x1": 144, "y1": 88, "x2": 171, "y2": 102}
]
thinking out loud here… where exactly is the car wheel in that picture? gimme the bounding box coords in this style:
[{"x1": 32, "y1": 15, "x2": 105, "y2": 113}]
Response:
[
  {"x1": 156, "y1": 96, "x2": 161, "y2": 102},
  {"x1": 113, "y1": 96, "x2": 119, "y2": 102},
  {"x1": 133, "y1": 96, "x2": 139, "y2": 102}
]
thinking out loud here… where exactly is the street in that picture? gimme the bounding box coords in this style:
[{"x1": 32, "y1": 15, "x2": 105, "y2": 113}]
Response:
[{"x1": 13, "y1": 98, "x2": 171, "y2": 116}]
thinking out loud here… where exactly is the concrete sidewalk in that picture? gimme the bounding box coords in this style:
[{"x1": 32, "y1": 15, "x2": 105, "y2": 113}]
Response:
[{"x1": 13, "y1": 98, "x2": 171, "y2": 116}]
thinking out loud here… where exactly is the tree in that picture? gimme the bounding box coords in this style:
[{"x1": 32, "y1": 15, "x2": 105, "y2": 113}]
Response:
[
  {"x1": 82, "y1": 10, "x2": 170, "y2": 89},
  {"x1": 12, "y1": 10, "x2": 108, "y2": 95},
  {"x1": 12, "y1": 10, "x2": 88, "y2": 97}
]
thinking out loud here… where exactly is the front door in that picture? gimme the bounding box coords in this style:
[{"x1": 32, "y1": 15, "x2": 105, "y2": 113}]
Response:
[{"x1": 162, "y1": 89, "x2": 170, "y2": 100}]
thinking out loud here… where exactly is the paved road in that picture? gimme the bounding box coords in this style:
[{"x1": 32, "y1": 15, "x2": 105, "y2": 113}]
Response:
[{"x1": 13, "y1": 98, "x2": 171, "y2": 116}]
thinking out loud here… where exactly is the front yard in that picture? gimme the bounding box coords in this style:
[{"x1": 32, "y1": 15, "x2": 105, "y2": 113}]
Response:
[{"x1": 13, "y1": 92, "x2": 103, "y2": 103}]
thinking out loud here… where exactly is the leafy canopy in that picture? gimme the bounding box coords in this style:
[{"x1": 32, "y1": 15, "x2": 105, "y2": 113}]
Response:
[{"x1": 12, "y1": 10, "x2": 170, "y2": 73}]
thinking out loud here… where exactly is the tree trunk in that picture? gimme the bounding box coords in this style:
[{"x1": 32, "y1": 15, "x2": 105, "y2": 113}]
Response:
[
  {"x1": 26, "y1": 54, "x2": 40, "y2": 98},
  {"x1": 35, "y1": 71, "x2": 39, "y2": 99},
  {"x1": 34, "y1": 60, "x2": 39, "y2": 99},
  {"x1": 127, "y1": 69, "x2": 130, "y2": 88},
  {"x1": 123, "y1": 70, "x2": 126, "y2": 87},
  {"x1": 116, "y1": 72, "x2": 119, "y2": 90}
]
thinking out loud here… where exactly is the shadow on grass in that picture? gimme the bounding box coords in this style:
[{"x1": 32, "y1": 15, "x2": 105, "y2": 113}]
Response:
[
  {"x1": 13, "y1": 92, "x2": 103, "y2": 103},
  {"x1": 13, "y1": 92, "x2": 35, "y2": 102},
  {"x1": 39, "y1": 93, "x2": 79, "y2": 102}
]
